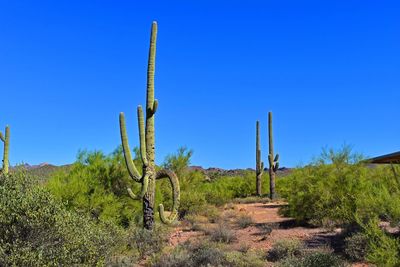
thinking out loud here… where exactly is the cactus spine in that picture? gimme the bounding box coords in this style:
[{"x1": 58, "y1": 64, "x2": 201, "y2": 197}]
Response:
[
  {"x1": 119, "y1": 21, "x2": 180, "y2": 230},
  {"x1": 0, "y1": 126, "x2": 10, "y2": 175},
  {"x1": 268, "y1": 112, "x2": 279, "y2": 200},
  {"x1": 256, "y1": 121, "x2": 264, "y2": 196}
]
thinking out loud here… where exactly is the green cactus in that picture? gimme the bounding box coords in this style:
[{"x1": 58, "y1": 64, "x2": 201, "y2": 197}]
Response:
[
  {"x1": 119, "y1": 21, "x2": 180, "y2": 230},
  {"x1": 0, "y1": 125, "x2": 10, "y2": 175},
  {"x1": 268, "y1": 112, "x2": 279, "y2": 200},
  {"x1": 256, "y1": 121, "x2": 264, "y2": 196}
]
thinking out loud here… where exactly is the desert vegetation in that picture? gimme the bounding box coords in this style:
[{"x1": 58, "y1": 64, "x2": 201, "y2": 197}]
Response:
[{"x1": 1, "y1": 20, "x2": 400, "y2": 267}]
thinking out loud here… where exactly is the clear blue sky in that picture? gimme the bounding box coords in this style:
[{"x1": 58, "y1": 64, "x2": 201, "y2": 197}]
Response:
[{"x1": 1, "y1": 1, "x2": 399, "y2": 168}]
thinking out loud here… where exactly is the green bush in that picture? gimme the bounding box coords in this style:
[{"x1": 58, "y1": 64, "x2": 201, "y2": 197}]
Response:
[
  {"x1": 224, "y1": 250, "x2": 265, "y2": 267},
  {"x1": 154, "y1": 241, "x2": 264, "y2": 267},
  {"x1": 0, "y1": 171, "x2": 121, "y2": 266},
  {"x1": 361, "y1": 218, "x2": 400, "y2": 266},
  {"x1": 127, "y1": 225, "x2": 168, "y2": 259},
  {"x1": 277, "y1": 251, "x2": 346, "y2": 267},
  {"x1": 178, "y1": 190, "x2": 207, "y2": 218},
  {"x1": 267, "y1": 239, "x2": 305, "y2": 262},
  {"x1": 47, "y1": 148, "x2": 142, "y2": 226},
  {"x1": 344, "y1": 232, "x2": 369, "y2": 262},
  {"x1": 235, "y1": 214, "x2": 254, "y2": 228},
  {"x1": 277, "y1": 146, "x2": 400, "y2": 266},
  {"x1": 208, "y1": 224, "x2": 237, "y2": 243},
  {"x1": 300, "y1": 251, "x2": 346, "y2": 267},
  {"x1": 278, "y1": 146, "x2": 400, "y2": 228},
  {"x1": 154, "y1": 242, "x2": 227, "y2": 267}
]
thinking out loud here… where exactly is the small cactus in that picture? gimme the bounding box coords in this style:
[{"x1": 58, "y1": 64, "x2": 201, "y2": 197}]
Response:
[
  {"x1": 0, "y1": 125, "x2": 10, "y2": 175},
  {"x1": 268, "y1": 112, "x2": 279, "y2": 200},
  {"x1": 119, "y1": 21, "x2": 180, "y2": 230},
  {"x1": 256, "y1": 121, "x2": 264, "y2": 196}
]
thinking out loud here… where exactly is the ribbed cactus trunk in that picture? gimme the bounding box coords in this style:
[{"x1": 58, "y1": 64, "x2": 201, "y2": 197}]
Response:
[
  {"x1": 256, "y1": 121, "x2": 264, "y2": 196},
  {"x1": 119, "y1": 21, "x2": 180, "y2": 230},
  {"x1": 0, "y1": 126, "x2": 10, "y2": 175},
  {"x1": 143, "y1": 21, "x2": 157, "y2": 229},
  {"x1": 268, "y1": 112, "x2": 279, "y2": 200}
]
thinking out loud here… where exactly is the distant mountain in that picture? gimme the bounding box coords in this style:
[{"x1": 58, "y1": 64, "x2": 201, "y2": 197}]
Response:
[
  {"x1": 188, "y1": 166, "x2": 292, "y2": 179},
  {"x1": 12, "y1": 163, "x2": 72, "y2": 182}
]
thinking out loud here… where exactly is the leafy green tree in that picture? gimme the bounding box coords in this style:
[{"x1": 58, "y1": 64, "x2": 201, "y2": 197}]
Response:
[
  {"x1": 47, "y1": 147, "x2": 142, "y2": 226},
  {"x1": 163, "y1": 146, "x2": 193, "y2": 180}
]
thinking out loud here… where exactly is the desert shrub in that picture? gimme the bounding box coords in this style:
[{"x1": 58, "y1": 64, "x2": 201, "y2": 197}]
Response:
[
  {"x1": 47, "y1": 147, "x2": 142, "y2": 226},
  {"x1": 267, "y1": 239, "x2": 305, "y2": 262},
  {"x1": 300, "y1": 251, "x2": 346, "y2": 267},
  {"x1": 178, "y1": 190, "x2": 207, "y2": 218},
  {"x1": 155, "y1": 241, "x2": 264, "y2": 267},
  {"x1": 277, "y1": 251, "x2": 345, "y2": 267},
  {"x1": 163, "y1": 146, "x2": 193, "y2": 179},
  {"x1": 225, "y1": 250, "x2": 265, "y2": 267},
  {"x1": 278, "y1": 146, "x2": 400, "y2": 266},
  {"x1": 0, "y1": 171, "x2": 121, "y2": 266},
  {"x1": 204, "y1": 205, "x2": 222, "y2": 223},
  {"x1": 127, "y1": 225, "x2": 168, "y2": 259},
  {"x1": 276, "y1": 256, "x2": 300, "y2": 267},
  {"x1": 277, "y1": 147, "x2": 400, "y2": 225},
  {"x1": 236, "y1": 214, "x2": 254, "y2": 228},
  {"x1": 344, "y1": 232, "x2": 369, "y2": 262},
  {"x1": 233, "y1": 196, "x2": 270, "y2": 204},
  {"x1": 278, "y1": 147, "x2": 368, "y2": 226},
  {"x1": 361, "y1": 218, "x2": 400, "y2": 266},
  {"x1": 189, "y1": 242, "x2": 227, "y2": 266},
  {"x1": 208, "y1": 224, "x2": 237, "y2": 243},
  {"x1": 278, "y1": 146, "x2": 400, "y2": 227},
  {"x1": 154, "y1": 241, "x2": 227, "y2": 267},
  {"x1": 153, "y1": 245, "x2": 191, "y2": 267}
]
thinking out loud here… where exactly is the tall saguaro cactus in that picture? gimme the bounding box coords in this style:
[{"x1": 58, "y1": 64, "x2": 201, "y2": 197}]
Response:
[
  {"x1": 119, "y1": 21, "x2": 180, "y2": 230},
  {"x1": 268, "y1": 112, "x2": 279, "y2": 200},
  {"x1": 0, "y1": 125, "x2": 10, "y2": 175},
  {"x1": 255, "y1": 121, "x2": 264, "y2": 196}
]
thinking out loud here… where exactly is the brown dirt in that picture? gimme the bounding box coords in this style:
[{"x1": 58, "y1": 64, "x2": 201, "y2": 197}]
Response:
[{"x1": 169, "y1": 201, "x2": 372, "y2": 266}]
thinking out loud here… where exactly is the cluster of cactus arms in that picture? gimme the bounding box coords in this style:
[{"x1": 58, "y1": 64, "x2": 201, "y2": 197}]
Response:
[
  {"x1": 119, "y1": 21, "x2": 180, "y2": 230},
  {"x1": 268, "y1": 112, "x2": 279, "y2": 200},
  {"x1": 0, "y1": 125, "x2": 10, "y2": 175},
  {"x1": 256, "y1": 121, "x2": 264, "y2": 196}
]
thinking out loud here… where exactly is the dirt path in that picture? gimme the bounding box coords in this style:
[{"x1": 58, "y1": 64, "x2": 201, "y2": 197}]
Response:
[
  {"x1": 230, "y1": 202, "x2": 334, "y2": 251},
  {"x1": 169, "y1": 201, "x2": 370, "y2": 266},
  {"x1": 170, "y1": 202, "x2": 334, "y2": 250}
]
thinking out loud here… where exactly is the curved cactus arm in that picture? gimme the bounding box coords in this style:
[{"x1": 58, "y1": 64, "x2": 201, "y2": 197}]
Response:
[
  {"x1": 274, "y1": 162, "x2": 280, "y2": 172},
  {"x1": 0, "y1": 132, "x2": 4, "y2": 142},
  {"x1": 261, "y1": 161, "x2": 264, "y2": 172},
  {"x1": 156, "y1": 169, "x2": 180, "y2": 224},
  {"x1": 137, "y1": 106, "x2": 148, "y2": 166},
  {"x1": 127, "y1": 173, "x2": 149, "y2": 200},
  {"x1": 119, "y1": 112, "x2": 141, "y2": 181},
  {"x1": 274, "y1": 154, "x2": 280, "y2": 163},
  {"x1": 148, "y1": 99, "x2": 158, "y2": 115},
  {"x1": 268, "y1": 154, "x2": 274, "y2": 166}
]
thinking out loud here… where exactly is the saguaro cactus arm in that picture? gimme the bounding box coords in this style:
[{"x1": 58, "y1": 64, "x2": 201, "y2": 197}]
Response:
[
  {"x1": 0, "y1": 132, "x2": 4, "y2": 142},
  {"x1": 137, "y1": 106, "x2": 148, "y2": 167},
  {"x1": 119, "y1": 113, "x2": 141, "y2": 181},
  {"x1": 156, "y1": 169, "x2": 180, "y2": 224},
  {"x1": 127, "y1": 173, "x2": 150, "y2": 200}
]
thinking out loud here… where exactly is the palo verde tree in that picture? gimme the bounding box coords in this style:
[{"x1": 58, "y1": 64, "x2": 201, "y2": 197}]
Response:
[
  {"x1": 0, "y1": 125, "x2": 10, "y2": 175},
  {"x1": 268, "y1": 112, "x2": 279, "y2": 200},
  {"x1": 119, "y1": 21, "x2": 180, "y2": 230},
  {"x1": 255, "y1": 121, "x2": 264, "y2": 196}
]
